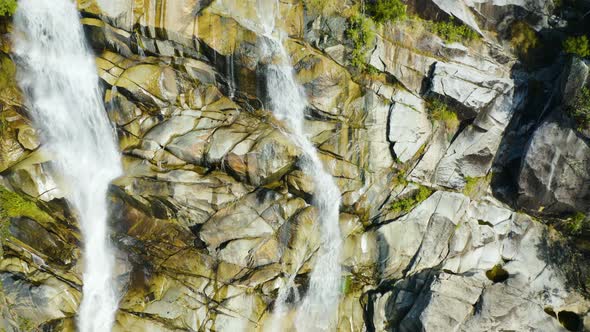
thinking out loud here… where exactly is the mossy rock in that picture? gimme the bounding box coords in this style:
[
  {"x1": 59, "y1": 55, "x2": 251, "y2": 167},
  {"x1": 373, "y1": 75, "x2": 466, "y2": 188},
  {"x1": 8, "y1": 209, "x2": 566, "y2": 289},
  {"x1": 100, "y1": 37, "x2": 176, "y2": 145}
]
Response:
[
  {"x1": 0, "y1": 53, "x2": 22, "y2": 106},
  {"x1": 485, "y1": 264, "x2": 509, "y2": 283}
]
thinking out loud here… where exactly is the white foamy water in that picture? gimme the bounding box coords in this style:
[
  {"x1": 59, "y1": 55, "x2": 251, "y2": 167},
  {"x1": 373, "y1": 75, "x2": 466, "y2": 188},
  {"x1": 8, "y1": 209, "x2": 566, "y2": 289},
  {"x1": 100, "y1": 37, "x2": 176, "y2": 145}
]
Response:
[
  {"x1": 257, "y1": 1, "x2": 343, "y2": 331},
  {"x1": 13, "y1": 1, "x2": 122, "y2": 331}
]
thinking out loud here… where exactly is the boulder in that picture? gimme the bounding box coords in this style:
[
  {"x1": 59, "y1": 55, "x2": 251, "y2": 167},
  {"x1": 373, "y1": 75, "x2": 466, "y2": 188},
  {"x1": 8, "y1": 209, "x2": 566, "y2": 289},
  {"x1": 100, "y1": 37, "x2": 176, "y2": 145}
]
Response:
[
  {"x1": 373, "y1": 194, "x2": 590, "y2": 331},
  {"x1": 433, "y1": 83, "x2": 519, "y2": 189},
  {"x1": 429, "y1": 62, "x2": 513, "y2": 119},
  {"x1": 517, "y1": 112, "x2": 590, "y2": 215}
]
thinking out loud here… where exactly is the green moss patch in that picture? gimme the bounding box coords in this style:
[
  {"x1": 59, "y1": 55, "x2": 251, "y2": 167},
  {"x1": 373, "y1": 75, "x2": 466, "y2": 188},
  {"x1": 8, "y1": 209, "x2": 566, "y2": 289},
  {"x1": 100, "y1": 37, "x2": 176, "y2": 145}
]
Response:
[
  {"x1": 485, "y1": 264, "x2": 509, "y2": 283},
  {"x1": 391, "y1": 185, "x2": 433, "y2": 214},
  {"x1": 568, "y1": 87, "x2": 590, "y2": 131},
  {"x1": 0, "y1": 186, "x2": 51, "y2": 222},
  {"x1": 0, "y1": 185, "x2": 53, "y2": 256}
]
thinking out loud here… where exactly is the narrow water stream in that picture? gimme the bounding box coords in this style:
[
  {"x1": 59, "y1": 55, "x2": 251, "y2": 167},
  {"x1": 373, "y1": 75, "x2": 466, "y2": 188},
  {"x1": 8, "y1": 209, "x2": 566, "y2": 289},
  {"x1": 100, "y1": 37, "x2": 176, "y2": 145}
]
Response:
[{"x1": 257, "y1": 1, "x2": 343, "y2": 330}]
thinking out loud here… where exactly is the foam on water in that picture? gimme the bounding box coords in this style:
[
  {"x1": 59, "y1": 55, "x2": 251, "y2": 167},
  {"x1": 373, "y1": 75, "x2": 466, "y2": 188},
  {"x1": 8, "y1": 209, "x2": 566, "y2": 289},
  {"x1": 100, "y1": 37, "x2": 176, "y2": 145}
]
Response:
[{"x1": 14, "y1": 1, "x2": 122, "y2": 331}]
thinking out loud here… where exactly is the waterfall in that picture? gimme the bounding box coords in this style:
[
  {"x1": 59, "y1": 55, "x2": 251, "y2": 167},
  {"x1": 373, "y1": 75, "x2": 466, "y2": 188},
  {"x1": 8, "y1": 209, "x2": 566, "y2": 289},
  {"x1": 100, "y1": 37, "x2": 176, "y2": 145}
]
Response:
[
  {"x1": 226, "y1": 54, "x2": 236, "y2": 99},
  {"x1": 13, "y1": 1, "x2": 122, "y2": 331},
  {"x1": 257, "y1": 1, "x2": 343, "y2": 331}
]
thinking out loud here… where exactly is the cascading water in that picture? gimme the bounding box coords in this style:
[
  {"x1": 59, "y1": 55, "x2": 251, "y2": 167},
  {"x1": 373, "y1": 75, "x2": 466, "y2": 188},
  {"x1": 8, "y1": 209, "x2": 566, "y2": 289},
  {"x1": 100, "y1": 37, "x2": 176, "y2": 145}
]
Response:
[
  {"x1": 257, "y1": 1, "x2": 343, "y2": 330},
  {"x1": 13, "y1": 0, "x2": 122, "y2": 331}
]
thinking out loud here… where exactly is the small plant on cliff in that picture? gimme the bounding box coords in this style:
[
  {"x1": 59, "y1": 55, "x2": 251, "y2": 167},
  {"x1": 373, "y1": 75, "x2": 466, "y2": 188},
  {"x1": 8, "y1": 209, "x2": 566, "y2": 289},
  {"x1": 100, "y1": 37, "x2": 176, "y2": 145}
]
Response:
[
  {"x1": 463, "y1": 176, "x2": 480, "y2": 197},
  {"x1": 510, "y1": 21, "x2": 539, "y2": 57},
  {"x1": 391, "y1": 185, "x2": 433, "y2": 214},
  {"x1": 568, "y1": 87, "x2": 590, "y2": 130},
  {"x1": 563, "y1": 36, "x2": 590, "y2": 58},
  {"x1": 428, "y1": 98, "x2": 460, "y2": 133},
  {"x1": 346, "y1": 13, "x2": 375, "y2": 71},
  {"x1": 565, "y1": 212, "x2": 587, "y2": 235},
  {"x1": 429, "y1": 18, "x2": 479, "y2": 43},
  {"x1": 367, "y1": 0, "x2": 407, "y2": 23},
  {"x1": 0, "y1": 219, "x2": 8, "y2": 256},
  {"x1": 0, "y1": 0, "x2": 16, "y2": 16}
]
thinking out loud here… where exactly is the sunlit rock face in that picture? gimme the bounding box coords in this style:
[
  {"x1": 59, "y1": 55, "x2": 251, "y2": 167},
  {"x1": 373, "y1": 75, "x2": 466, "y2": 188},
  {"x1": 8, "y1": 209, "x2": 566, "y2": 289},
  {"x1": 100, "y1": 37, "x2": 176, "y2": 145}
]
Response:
[{"x1": 2, "y1": 0, "x2": 590, "y2": 331}]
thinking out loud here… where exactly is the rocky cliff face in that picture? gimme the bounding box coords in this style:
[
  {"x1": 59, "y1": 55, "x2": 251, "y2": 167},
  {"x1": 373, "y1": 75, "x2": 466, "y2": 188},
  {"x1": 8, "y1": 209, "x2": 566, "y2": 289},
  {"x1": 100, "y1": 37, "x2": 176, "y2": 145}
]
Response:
[{"x1": 1, "y1": 0, "x2": 590, "y2": 331}]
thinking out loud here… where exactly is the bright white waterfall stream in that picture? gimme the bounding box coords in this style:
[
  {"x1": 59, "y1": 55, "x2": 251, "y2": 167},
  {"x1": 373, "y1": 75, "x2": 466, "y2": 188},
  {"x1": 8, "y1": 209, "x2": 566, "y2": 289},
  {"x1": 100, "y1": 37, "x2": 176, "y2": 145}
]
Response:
[
  {"x1": 13, "y1": 0, "x2": 122, "y2": 331},
  {"x1": 257, "y1": 1, "x2": 343, "y2": 331}
]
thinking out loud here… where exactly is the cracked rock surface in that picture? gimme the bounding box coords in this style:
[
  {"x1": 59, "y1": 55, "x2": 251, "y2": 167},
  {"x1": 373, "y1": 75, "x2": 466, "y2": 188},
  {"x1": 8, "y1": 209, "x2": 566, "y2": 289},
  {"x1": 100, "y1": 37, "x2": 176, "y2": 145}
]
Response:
[{"x1": 1, "y1": 0, "x2": 590, "y2": 331}]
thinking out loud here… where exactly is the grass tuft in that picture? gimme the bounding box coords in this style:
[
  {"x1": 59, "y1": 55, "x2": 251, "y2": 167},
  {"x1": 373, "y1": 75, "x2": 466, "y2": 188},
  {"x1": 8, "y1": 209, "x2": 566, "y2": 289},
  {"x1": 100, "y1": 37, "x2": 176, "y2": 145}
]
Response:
[{"x1": 428, "y1": 98, "x2": 460, "y2": 133}]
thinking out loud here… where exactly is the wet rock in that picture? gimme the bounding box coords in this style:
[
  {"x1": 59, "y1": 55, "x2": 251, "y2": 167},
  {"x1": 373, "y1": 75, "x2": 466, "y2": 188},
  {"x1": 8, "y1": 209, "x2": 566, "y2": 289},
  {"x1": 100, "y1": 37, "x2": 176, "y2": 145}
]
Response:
[{"x1": 2, "y1": 0, "x2": 589, "y2": 330}]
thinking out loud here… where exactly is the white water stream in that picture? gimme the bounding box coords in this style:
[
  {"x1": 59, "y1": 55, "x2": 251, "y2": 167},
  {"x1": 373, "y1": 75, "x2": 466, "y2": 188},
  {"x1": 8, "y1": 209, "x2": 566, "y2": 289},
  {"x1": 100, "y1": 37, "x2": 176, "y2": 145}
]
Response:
[
  {"x1": 14, "y1": 0, "x2": 122, "y2": 331},
  {"x1": 257, "y1": 1, "x2": 343, "y2": 330}
]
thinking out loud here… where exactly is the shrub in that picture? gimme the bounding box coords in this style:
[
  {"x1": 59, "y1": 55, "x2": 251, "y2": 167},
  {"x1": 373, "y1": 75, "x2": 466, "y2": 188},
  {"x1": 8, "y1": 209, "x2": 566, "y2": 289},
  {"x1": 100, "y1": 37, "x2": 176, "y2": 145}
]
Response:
[
  {"x1": 346, "y1": 13, "x2": 375, "y2": 71},
  {"x1": 563, "y1": 36, "x2": 590, "y2": 58},
  {"x1": 430, "y1": 19, "x2": 479, "y2": 43},
  {"x1": 568, "y1": 87, "x2": 590, "y2": 130},
  {"x1": 368, "y1": 0, "x2": 406, "y2": 23},
  {"x1": 0, "y1": 0, "x2": 16, "y2": 16},
  {"x1": 510, "y1": 21, "x2": 539, "y2": 57},
  {"x1": 428, "y1": 98, "x2": 459, "y2": 132}
]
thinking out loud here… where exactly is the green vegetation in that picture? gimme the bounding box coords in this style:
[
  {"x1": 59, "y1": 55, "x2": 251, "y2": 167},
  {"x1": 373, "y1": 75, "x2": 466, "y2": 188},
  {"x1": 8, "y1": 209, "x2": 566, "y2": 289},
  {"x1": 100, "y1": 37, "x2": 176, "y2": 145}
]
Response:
[
  {"x1": 391, "y1": 185, "x2": 433, "y2": 214},
  {"x1": 0, "y1": 218, "x2": 7, "y2": 257},
  {"x1": 367, "y1": 0, "x2": 407, "y2": 23},
  {"x1": 510, "y1": 21, "x2": 539, "y2": 57},
  {"x1": 429, "y1": 19, "x2": 479, "y2": 43},
  {"x1": 0, "y1": 185, "x2": 52, "y2": 256},
  {"x1": 342, "y1": 275, "x2": 353, "y2": 294},
  {"x1": 17, "y1": 317, "x2": 35, "y2": 331},
  {"x1": 565, "y1": 212, "x2": 587, "y2": 235},
  {"x1": 393, "y1": 169, "x2": 409, "y2": 186},
  {"x1": 346, "y1": 13, "x2": 376, "y2": 71},
  {"x1": 463, "y1": 174, "x2": 492, "y2": 198},
  {"x1": 563, "y1": 35, "x2": 590, "y2": 58},
  {"x1": 0, "y1": 0, "x2": 16, "y2": 16},
  {"x1": 302, "y1": 0, "x2": 345, "y2": 16},
  {"x1": 463, "y1": 176, "x2": 480, "y2": 197},
  {"x1": 568, "y1": 87, "x2": 590, "y2": 130},
  {"x1": 428, "y1": 98, "x2": 460, "y2": 133},
  {"x1": 485, "y1": 264, "x2": 509, "y2": 283},
  {"x1": 0, "y1": 186, "x2": 51, "y2": 222}
]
